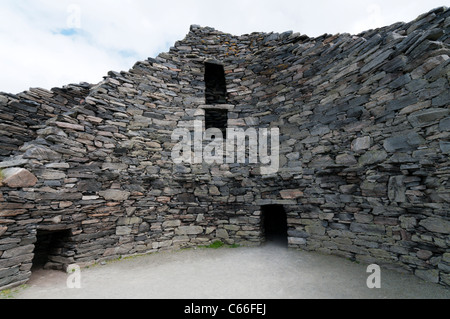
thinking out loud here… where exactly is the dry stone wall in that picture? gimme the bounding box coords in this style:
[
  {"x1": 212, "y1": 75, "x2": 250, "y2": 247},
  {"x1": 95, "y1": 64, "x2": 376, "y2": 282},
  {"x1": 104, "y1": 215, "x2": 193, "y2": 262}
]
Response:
[
  {"x1": 0, "y1": 84, "x2": 91, "y2": 160},
  {"x1": 0, "y1": 7, "x2": 449, "y2": 290}
]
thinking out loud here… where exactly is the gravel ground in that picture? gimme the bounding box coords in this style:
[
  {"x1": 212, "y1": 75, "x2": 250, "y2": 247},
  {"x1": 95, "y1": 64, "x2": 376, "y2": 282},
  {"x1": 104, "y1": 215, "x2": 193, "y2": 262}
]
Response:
[{"x1": 9, "y1": 242, "x2": 450, "y2": 299}]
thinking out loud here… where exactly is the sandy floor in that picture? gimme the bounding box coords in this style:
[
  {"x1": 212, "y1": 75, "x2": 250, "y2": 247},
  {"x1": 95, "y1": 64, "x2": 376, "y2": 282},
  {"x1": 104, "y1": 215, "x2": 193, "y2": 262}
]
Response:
[{"x1": 10, "y1": 242, "x2": 450, "y2": 299}]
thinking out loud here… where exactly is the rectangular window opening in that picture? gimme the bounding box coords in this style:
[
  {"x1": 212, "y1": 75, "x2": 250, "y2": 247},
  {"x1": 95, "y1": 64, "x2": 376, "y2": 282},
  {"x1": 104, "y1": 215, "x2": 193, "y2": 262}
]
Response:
[
  {"x1": 205, "y1": 62, "x2": 227, "y2": 105},
  {"x1": 205, "y1": 109, "x2": 228, "y2": 138}
]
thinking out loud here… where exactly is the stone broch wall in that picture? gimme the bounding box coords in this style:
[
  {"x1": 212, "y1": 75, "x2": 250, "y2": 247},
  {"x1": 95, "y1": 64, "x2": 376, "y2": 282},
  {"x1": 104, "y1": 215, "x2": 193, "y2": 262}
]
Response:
[{"x1": 1, "y1": 7, "x2": 449, "y2": 290}]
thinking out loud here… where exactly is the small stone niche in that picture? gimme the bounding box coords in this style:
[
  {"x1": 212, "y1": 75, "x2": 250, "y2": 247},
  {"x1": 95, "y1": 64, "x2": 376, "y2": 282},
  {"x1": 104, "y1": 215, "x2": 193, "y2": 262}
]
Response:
[{"x1": 32, "y1": 229, "x2": 73, "y2": 271}]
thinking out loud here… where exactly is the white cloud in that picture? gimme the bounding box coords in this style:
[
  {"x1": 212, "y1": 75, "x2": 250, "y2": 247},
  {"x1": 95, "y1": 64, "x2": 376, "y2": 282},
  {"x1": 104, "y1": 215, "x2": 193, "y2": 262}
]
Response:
[{"x1": 0, "y1": 0, "x2": 447, "y2": 94}]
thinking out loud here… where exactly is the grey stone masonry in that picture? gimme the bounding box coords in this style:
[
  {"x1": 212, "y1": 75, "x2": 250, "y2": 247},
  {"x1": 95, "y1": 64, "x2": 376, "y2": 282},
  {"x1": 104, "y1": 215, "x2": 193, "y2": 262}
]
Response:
[{"x1": 0, "y1": 7, "x2": 449, "y2": 290}]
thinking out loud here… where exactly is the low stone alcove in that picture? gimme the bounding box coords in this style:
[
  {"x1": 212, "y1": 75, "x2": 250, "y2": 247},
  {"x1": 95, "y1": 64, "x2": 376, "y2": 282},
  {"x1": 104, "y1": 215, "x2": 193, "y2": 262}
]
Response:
[{"x1": 32, "y1": 228, "x2": 74, "y2": 271}]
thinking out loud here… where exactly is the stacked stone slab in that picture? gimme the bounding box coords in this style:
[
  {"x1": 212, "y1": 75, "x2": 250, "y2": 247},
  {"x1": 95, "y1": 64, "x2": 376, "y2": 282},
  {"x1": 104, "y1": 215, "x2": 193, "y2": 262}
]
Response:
[
  {"x1": 0, "y1": 7, "x2": 449, "y2": 290},
  {"x1": 0, "y1": 83, "x2": 91, "y2": 160}
]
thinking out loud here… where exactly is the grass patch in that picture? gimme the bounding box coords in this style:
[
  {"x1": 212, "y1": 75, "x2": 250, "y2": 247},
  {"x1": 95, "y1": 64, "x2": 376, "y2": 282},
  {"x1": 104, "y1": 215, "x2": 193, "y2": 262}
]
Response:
[
  {"x1": 0, "y1": 285, "x2": 28, "y2": 299},
  {"x1": 199, "y1": 241, "x2": 240, "y2": 250},
  {"x1": 202, "y1": 241, "x2": 225, "y2": 249}
]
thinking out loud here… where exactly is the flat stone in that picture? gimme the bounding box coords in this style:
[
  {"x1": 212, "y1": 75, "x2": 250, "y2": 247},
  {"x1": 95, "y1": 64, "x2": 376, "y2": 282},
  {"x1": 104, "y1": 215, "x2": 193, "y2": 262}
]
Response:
[
  {"x1": 0, "y1": 226, "x2": 7, "y2": 236},
  {"x1": 383, "y1": 131, "x2": 425, "y2": 152},
  {"x1": 419, "y1": 217, "x2": 450, "y2": 234},
  {"x1": 175, "y1": 226, "x2": 204, "y2": 235},
  {"x1": 0, "y1": 158, "x2": 30, "y2": 169},
  {"x1": 118, "y1": 217, "x2": 142, "y2": 226},
  {"x1": 162, "y1": 220, "x2": 182, "y2": 228},
  {"x1": 350, "y1": 222, "x2": 385, "y2": 235},
  {"x1": 440, "y1": 141, "x2": 450, "y2": 154},
  {"x1": 22, "y1": 145, "x2": 62, "y2": 161},
  {"x1": 2, "y1": 244, "x2": 35, "y2": 259},
  {"x1": 55, "y1": 122, "x2": 85, "y2": 131},
  {"x1": 360, "y1": 49, "x2": 394, "y2": 74},
  {"x1": 399, "y1": 216, "x2": 416, "y2": 229},
  {"x1": 0, "y1": 95, "x2": 8, "y2": 105},
  {"x1": 280, "y1": 189, "x2": 304, "y2": 199},
  {"x1": 116, "y1": 226, "x2": 132, "y2": 236},
  {"x1": 358, "y1": 150, "x2": 387, "y2": 166},
  {"x1": 352, "y1": 136, "x2": 371, "y2": 153},
  {"x1": 46, "y1": 163, "x2": 70, "y2": 169},
  {"x1": 408, "y1": 108, "x2": 449, "y2": 128},
  {"x1": 288, "y1": 237, "x2": 307, "y2": 245},
  {"x1": 336, "y1": 154, "x2": 357, "y2": 166},
  {"x1": 439, "y1": 117, "x2": 450, "y2": 131},
  {"x1": 361, "y1": 181, "x2": 387, "y2": 197},
  {"x1": 40, "y1": 170, "x2": 67, "y2": 180},
  {"x1": 2, "y1": 168, "x2": 38, "y2": 188},
  {"x1": 59, "y1": 201, "x2": 73, "y2": 209},
  {"x1": 305, "y1": 222, "x2": 326, "y2": 236},
  {"x1": 82, "y1": 196, "x2": 99, "y2": 201},
  {"x1": 216, "y1": 229, "x2": 229, "y2": 239},
  {"x1": 388, "y1": 176, "x2": 406, "y2": 203},
  {"x1": 99, "y1": 189, "x2": 131, "y2": 201},
  {"x1": 417, "y1": 250, "x2": 433, "y2": 260}
]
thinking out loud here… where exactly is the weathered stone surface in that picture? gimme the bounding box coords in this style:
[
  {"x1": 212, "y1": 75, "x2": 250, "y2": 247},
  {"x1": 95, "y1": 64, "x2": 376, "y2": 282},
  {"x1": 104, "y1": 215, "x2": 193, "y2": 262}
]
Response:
[
  {"x1": 440, "y1": 141, "x2": 450, "y2": 154},
  {"x1": 162, "y1": 220, "x2": 182, "y2": 228},
  {"x1": 22, "y1": 145, "x2": 62, "y2": 161},
  {"x1": 0, "y1": 158, "x2": 30, "y2": 169},
  {"x1": 55, "y1": 122, "x2": 85, "y2": 131},
  {"x1": 118, "y1": 217, "x2": 142, "y2": 226},
  {"x1": 350, "y1": 223, "x2": 385, "y2": 235},
  {"x1": 439, "y1": 117, "x2": 450, "y2": 131},
  {"x1": 417, "y1": 250, "x2": 433, "y2": 260},
  {"x1": 116, "y1": 226, "x2": 132, "y2": 236},
  {"x1": 388, "y1": 176, "x2": 406, "y2": 203},
  {"x1": 2, "y1": 168, "x2": 38, "y2": 188},
  {"x1": 352, "y1": 136, "x2": 371, "y2": 153},
  {"x1": 1, "y1": 7, "x2": 450, "y2": 290},
  {"x1": 99, "y1": 190, "x2": 131, "y2": 201},
  {"x1": 399, "y1": 216, "x2": 416, "y2": 229},
  {"x1": 2, "y1": 245, "x2": 35, "y2": 259},
  {"x1": 408, "y1": 108, "x2": 449, "y2": 127},
  {"x1": 288, "y1": 237, "x2": 307, "y2": 246},
  {"x1": 358, "y1": 150, "x2": 388, "y2": 166},
  {"x1": 216, "y1": 229, "x2": 229, "y2": 239},
  {"x1": 175, "y1": 226, "x2": 204, "y2": 235},
  {"x1": 419, "y1": 217, "x2": 450, "y2": 234},
  {"x1": 40, "y1": 170, "x2": 66, "y2": 180},
  {"x1": 336, "y1": 154, "x2": 357, "y2": 166},
  {"x1": 383, "y1": 132, "x2": 425, "y2": 152},
  {"x1": 280, "y1": 189, "x2": 304, "y2": 199}
]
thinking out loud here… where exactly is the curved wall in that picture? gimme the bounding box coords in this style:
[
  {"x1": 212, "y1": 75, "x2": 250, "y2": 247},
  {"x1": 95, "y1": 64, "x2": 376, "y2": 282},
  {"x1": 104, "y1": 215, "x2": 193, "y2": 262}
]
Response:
[{"x1": 0, "y1": 7, "x2": 449, "y2": 290}]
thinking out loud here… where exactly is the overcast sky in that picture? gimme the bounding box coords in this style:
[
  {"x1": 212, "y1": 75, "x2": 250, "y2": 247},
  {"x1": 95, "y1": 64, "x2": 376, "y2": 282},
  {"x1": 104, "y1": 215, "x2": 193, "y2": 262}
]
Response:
[{"x1": 0, "y1": 0, "x2": 447, "y2": 94}]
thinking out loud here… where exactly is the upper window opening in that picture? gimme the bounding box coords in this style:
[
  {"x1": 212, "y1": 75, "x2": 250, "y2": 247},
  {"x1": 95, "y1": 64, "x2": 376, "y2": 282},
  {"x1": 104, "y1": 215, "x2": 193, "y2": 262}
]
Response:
[{"x1": 205, "y1": 62, "x2": 227, "y2": 105}]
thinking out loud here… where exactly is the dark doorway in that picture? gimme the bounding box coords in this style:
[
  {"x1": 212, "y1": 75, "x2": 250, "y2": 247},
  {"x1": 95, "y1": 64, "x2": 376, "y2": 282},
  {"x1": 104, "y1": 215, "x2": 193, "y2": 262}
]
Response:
[
  {"x1": 32, "y1": 229, "x2": 72, "y2": 271},
  {"x1": 205, "y1": 62, "x2": 227, "y2": 105},
  {"x1": 262, "y1": 205, "x2": 288, "y2": 246}
]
